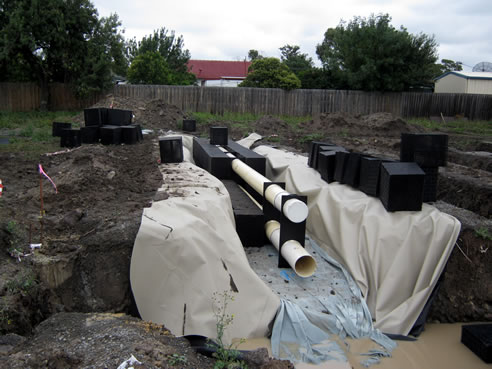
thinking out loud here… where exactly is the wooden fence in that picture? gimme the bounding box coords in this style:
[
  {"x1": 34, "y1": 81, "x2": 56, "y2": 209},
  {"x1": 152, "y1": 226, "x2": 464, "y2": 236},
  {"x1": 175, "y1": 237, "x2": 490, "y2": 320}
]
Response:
[
  {"x1": 2, "y1": 82, "x2": 491, "y2": 120},
  {"x1": 0, "y1": 82, "x2": 103, "y2": 111},
  {"x1": 114, "y1": 85, "x2": 492, "y2": 120}
]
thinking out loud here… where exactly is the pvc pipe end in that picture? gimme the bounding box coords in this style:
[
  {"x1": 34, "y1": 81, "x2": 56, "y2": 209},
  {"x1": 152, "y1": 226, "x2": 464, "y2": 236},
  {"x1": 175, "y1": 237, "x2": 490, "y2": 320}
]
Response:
[
  {"x1": 294, "y1": 255, "x2": 317, "y2": 278},
  {"x1": 284, "y1": 199, "x2": 309, "y2": 223}
]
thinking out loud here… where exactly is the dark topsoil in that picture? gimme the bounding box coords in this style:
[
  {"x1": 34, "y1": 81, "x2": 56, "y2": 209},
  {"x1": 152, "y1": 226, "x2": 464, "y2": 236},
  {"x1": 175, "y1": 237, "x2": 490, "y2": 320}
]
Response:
[{"x1": 0, "y1": 96, "x2": 491, "y2": 367}]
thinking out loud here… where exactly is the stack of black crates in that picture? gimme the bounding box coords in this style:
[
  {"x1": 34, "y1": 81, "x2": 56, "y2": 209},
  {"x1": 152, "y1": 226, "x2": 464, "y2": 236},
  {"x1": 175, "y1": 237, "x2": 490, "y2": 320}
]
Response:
[
  {"x1": 52, "y1": 108, "x2": 142, "y2": 148},
  {"x1": 309, "y1": 132, "x2": 448, "y2": 212}
]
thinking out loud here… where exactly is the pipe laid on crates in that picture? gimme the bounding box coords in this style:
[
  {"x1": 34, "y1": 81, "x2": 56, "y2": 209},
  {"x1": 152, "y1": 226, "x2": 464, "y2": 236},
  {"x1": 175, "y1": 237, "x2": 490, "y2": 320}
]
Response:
[
  {"x1": 231, "y1": 159, "x2": 308, "y2": 223},
  {"x1": 265, "y1": 220, "x2": 317, "y2": 278}
]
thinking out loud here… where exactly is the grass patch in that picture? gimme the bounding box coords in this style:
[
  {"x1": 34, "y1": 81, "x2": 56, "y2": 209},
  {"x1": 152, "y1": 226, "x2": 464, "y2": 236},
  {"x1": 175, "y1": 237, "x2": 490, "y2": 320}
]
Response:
[
  {"x1": 0, "y1": 111, "x2": 80, "y2": 157},
  {"x1": 408, "y1": 118, "x2": 492, "y2": 136}
]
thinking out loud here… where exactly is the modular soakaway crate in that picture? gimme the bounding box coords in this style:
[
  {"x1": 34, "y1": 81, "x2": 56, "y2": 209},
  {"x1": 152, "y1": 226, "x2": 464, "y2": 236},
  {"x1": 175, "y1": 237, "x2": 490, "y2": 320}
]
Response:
[
  {"x1": 60, "y1": 128, "x2": 81, "y2": 148},
  {"x1": 84, "y1": 108, "x2": 107, "y2": 126},
  {"x1": 308, "y1": 140, "x2": 334, "y2": 168},
  {"x1": 421, "y1": 166, "x2": 439, "y2": 203},
  {"x1": 80, "y1": 126, "x2": 99, "y2": 144},
  {"x1": 461, "y1": 324, "x2": 492, "y2": 363},
  {"x1": 379, "y1": 162, "x2": 425, "y2": 212},
  {"x1": 107, "y1": 109, "x2": 132, "y2": 126},
  {"x1": 359, "y1": 157, "x2": 396, "y2": 197},
  {"x1": 342, "y1": 153, "x2": 371, "y2": 188},
  {"x1": 121, "y1": 125, "x2": 139, "y2": 145},
  {"x1": 159, "y1": 136, "x2": 183, "y2": 163},
  {"x1": 400, "y1": 133, "x2": 448, "y2": 167},
  {"x1": 182, "y1": 119, "x2": 196, "y2": 132},
  {"x1": 334, "y1": 151, "x2": 350, "y2": 183},
  {"x1": 52, "y1": 122, "x2": 72, "y2": 137},
  {"x1": 210, "y1": 126, "x2": 228, "y2": 145},
  {"x1": 100, "y1": 125, "x2": 122, "y2": 145}
]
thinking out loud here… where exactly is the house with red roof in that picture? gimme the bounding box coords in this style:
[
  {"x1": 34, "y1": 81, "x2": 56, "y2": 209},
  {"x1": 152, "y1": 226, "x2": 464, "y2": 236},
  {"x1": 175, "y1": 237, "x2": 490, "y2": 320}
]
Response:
[{"x1": 187, "y1": 60, "x2": 252, "y2": 87}]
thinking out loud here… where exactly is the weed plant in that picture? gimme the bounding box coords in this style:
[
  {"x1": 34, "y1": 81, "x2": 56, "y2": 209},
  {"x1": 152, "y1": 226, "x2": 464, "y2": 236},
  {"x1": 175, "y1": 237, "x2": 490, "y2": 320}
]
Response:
[{"x1": 210, "y1": 290, "x2": 248, "y2": 369}]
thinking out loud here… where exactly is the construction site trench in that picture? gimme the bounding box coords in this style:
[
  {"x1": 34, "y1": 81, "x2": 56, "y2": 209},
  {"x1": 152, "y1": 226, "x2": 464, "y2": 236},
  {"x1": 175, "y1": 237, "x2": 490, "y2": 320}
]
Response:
[{"x1": 0, "y1": 96, "x2": 491, "y2": 368}]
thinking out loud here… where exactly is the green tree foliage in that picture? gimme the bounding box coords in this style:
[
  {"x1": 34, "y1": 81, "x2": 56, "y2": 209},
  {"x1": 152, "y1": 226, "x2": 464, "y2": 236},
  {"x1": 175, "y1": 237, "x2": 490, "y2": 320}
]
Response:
[
  {"x1": 127, "y1": 27, "x2": 196, "y2": 85},
  {"x1": 432, "y1": 58, "x2": 463, "y2": 77},
  {"x1": 239, "y1": 57, "x2": 301, "y2": 90},
  {"x1": 127, "y1": 52, "x2": 172, "y2": 84},
  {"x1": 0, "y1": 0, "x2": 126, "y2": 101},
  {"x1": 248, "y1": 49, "x2": 263, "y2": 61},
  {"x1": 316, "y1": 14, "x2": 438, "y2": 91},
  {"x1": 279, "y1": 44, "x2": 313, "y2": 75}
]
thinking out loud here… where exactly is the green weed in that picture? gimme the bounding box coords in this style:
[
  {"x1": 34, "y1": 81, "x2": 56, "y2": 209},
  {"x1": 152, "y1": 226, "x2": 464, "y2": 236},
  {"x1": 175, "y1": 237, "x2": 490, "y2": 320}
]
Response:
[
  {"x1": 167, "y1": 353, "x2": 188, "y2": 366},
  {"x1": 300, "y1": 133, "x2": 324, "y2": 144},
  {"x1": 475, "y1": 227, "x2": 492, "y2": 241},
  {"x1": 6, "y1": 271, "x2": 38, "y2": 295},
  {"x1": 210, "y1": 290, "x2": 248, "y2": 369}
]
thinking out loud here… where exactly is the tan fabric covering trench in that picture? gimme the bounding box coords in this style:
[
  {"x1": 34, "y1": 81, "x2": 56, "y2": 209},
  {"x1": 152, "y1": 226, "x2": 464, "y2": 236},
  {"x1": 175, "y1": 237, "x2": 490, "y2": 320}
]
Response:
[
  {"x1": 254, "y1": 145, "x2": 461, "y2": 335},
  {"x1": 130, "y1": 160, "x2": 280, "y2": 342}
]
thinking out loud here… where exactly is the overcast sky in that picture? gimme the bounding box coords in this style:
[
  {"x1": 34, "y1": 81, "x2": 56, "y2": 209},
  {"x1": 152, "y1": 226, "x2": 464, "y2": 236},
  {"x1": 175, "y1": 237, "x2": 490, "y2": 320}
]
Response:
[{"x1": 92, "y1": 0, "x2": 492, "y2": 71}]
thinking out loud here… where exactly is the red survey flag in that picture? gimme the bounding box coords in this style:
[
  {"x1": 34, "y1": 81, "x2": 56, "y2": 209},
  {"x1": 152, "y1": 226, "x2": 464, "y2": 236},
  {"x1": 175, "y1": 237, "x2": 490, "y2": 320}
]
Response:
[
  {"x1": 0, "y1": 179, "x2": 3, "y2": 197},
  {"x1": 38, "y1": 164, "x2": 57, "y2": 193}
]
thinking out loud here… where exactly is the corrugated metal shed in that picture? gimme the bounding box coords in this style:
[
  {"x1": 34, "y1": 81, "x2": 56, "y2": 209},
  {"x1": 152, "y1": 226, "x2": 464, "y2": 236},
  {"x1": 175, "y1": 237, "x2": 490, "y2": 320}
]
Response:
[{"x1": 434, "y1": 71, "x2": 492, "y2": 95}]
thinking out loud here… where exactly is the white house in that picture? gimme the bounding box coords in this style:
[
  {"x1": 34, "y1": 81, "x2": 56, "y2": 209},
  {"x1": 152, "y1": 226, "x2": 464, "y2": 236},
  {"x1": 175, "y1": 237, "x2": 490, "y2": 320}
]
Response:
[{"x1": 434, "y1": 71, "x2": 492, "y2": 95}]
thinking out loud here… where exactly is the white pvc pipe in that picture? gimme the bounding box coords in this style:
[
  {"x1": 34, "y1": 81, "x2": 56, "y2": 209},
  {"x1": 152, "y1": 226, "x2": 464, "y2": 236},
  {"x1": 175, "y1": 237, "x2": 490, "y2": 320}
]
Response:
[
  {"x1": 265, "y1": 220, "x2": 317, "y2": 278},
  {"x1": 231, "y1": 159, "x2": 308, "y2": 223}
]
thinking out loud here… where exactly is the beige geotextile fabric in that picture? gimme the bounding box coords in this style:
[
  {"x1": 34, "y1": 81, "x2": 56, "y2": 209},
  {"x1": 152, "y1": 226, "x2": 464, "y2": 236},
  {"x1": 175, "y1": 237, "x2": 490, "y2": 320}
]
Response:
[
  {"x1": 130, "y1": 161, "x2": 280, "y2": 342},
  {"x1": 254, "y1": 145, "x2": 461, "y2": 335}
]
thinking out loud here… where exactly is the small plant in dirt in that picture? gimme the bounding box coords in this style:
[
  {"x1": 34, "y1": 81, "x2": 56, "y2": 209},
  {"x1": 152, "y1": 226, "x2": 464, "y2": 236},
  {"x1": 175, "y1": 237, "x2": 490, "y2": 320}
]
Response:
[
  {"x1": 167, "y1": 353, "x2": 188, "y2": 366},
  {"x1": 300, "y1": 133, "x2": 324, "y2": 144},
  {"x1": 475, "y1": 227, "x2": 492, "y2": 241},
  {"x1": 210, "y1": 290, "x2": 248, "y2": 369},
  {"x1": 5, "y1": 270, "x2": 38, "y2": 296}
]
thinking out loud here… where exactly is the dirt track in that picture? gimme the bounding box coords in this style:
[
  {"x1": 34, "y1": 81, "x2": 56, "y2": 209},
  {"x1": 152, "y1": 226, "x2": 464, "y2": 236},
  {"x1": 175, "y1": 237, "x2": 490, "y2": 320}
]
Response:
[{"x1": 0, "y1": 96, "x2": 491, "y2": 366}]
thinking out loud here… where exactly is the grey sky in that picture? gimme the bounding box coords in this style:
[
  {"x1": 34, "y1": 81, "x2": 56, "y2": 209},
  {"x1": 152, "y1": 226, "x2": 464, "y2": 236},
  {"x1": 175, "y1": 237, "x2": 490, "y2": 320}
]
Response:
[{"x1": 92, "y1": 0, "x2": 492, "y2": 71}]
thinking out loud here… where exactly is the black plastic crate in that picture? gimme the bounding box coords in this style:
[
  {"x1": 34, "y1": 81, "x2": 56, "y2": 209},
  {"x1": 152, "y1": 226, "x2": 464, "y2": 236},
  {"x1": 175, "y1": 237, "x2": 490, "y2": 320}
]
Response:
[
  {"x1": 334, "y1": 151, "x2": 350, "y2": 183},
  {"x1": 80, "y1": 126, "x2": 99, "y2": 144},
  {"x1": 159, "y1": 136, "x2": 183, "y2": 163},
  {"x1": 421, "y1": 166, "x2": 439, "y2": 202},
  {"x1": 60, "y1": 128, "x2": 81, "y2": 148},
  {"x1": 359, "y1": 157, "x2": 395, "y2": 197},
  {"x1": 379, "y1": 162, "x2": 425, "y2": 212},
  {"x1": 400, "y1": 133, "x2": 448, "y2": 167},
  {"x1": 342, "y1": 153, "x2": 370, "y2": 188},
  {"x1": 52, "y1": 122, "x2": 72, "y2": 137},
  {"x1": 182, "y1": 119, "x2": 196, "y2": 132},
  {"x1": 461, "y1": 324, "x2": 492, "y2": 363},
  {"x1": 84, "y1": 108, "x2": 107, "y2": 126},
  {"x1": 100, "y1": 125, "x2": 122, "y2": 145},
  {"x1": 121, "y1": 125, "x2": 138, "y2": 145},
  {"x1": 308, "y1": 140, "x2": 334, "y2": 168},
  {"x1": 132, "y1": 124, "x2": 143, "y2": 141},
  {"x1": 107, "y1": 109, "x2": 132, "y2": 126},
  {"x1": 318, "y1": 151, "x2": 337, "y2": 183},
  {"x1": 210, "y1": 126, "x2": 228, "y2": 145}
]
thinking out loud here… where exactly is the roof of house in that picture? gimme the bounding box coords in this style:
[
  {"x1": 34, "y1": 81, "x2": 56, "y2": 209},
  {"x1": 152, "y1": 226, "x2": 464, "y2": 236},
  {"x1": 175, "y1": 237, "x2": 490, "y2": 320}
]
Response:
[
  {"x1": 435, "y1": 71, "x2": 492, "y2": 81},
  {"x1": 187, "y1": 60, "x2": 252, "y2": 80}
]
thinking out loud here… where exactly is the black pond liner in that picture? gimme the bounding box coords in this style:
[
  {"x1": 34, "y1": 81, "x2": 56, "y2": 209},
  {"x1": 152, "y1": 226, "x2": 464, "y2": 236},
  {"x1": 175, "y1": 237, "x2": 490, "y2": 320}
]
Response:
[{"x1": 379, "y1": 162, "x2": 425, "y2": 212}]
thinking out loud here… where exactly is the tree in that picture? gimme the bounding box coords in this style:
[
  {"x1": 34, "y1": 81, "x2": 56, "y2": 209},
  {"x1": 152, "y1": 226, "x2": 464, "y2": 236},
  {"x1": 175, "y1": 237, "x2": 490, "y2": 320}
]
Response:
[
  {"x1": 316, "y1": 14, "x2": 439, "y2": 91},
  {"x1": 0, "y1": 0, "x2": 126, "y2": 103},
  {"x1": 248, "y1": 49, "x2": 263, "y2": 61},
  {"x1": 433, "y1": 58, "x2": 463, "y2": 77},
  {"x1": 127, "y1": 52, "x2": 172, "y2": 84},
  {"x1": 127, "y1": 27, "x2": 196, "y2": 85},
  {"x1": 279, "y1": 44, "x2": 313, "y2": 75},
  {"x1": 239, "y1": 57, "x2": 301, "y2": 90}
]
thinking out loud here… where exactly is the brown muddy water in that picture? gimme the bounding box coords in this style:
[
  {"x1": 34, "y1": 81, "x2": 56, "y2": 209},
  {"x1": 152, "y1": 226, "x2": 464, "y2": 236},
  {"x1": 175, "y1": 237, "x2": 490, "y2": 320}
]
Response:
[{"x1": 237, "y1": 323, "x2": 490, "y2": 369}]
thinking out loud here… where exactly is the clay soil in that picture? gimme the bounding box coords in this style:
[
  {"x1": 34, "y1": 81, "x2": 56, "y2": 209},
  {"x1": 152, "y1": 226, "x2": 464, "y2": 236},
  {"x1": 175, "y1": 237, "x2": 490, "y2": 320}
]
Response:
[{"x1": 0, "y1": 96, "x2": 491, "y2": 367}]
